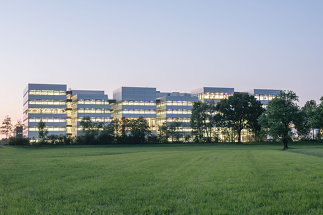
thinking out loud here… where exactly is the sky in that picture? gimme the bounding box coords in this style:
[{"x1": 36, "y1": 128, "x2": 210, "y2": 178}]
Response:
[{"x1": 0, "y1": 0, "x2": 323, "y2": 127}]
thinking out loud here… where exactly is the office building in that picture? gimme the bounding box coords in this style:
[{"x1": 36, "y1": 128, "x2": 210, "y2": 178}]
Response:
[
  {"x1": 156, "y1": 92, "x2": 198, "y2": 141},
  {"x1": 23, "y1": 83, "x2": 281, "y2": 142},
  {"x1": 252, "y1": 89, "x2": 281, "y2": 108},
  {"x1": 69, "y1": 90, "x2": 111, "y2": 137},
  {"x1": 111, "y1": 87, "x2": 157, "y2": 133},
  {"x1": 191, "y1": 87, "x2": 234, "y2": 103},
  {"x1": 23, "y1": 84, "x2": 67, "y2": 138}
]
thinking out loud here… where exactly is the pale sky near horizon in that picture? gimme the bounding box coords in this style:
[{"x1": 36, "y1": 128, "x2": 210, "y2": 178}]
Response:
[{"x1": 0, "y1": 0, "x2": 323, "y2": 127}]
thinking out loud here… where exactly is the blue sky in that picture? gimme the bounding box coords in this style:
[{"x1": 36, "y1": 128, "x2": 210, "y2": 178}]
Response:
[{"x1": 0, "y1": 0, "x2": 323, "y2": 124}]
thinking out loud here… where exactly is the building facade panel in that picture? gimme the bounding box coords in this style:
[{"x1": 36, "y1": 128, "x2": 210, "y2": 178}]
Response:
[
  {"x1": 70, "y1": 90, "x2": 111, "y2": 137},
  {"x1": 23, "y1": 84, "x2": 67, "y2": 138}
]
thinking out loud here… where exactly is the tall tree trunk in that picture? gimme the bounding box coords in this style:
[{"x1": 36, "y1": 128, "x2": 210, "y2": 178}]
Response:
[
  {"x1": 238, "y1": 130, "x2": 241, "y2": 144},
  {"x1": 283, "y1": 137, "x2": 288, "y2": 150}
]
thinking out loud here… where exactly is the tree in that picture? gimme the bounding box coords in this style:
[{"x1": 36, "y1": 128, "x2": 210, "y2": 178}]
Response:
[
  {"x1": 259, "y1": 91, "x2": 303, "y2": 150},
  {"x1": 315, "y1": 97, "x2": 323, "y2": 138},
  {"x1": 168, "y1": 120, "x2": 183, "y2": 143},
  {"x1": 205, "y1": 102, "x2": 218, "y2": 142},
  {"x1": 301, "y1": 100, "x2": 319, "y2": 140},
  {"x1": 190, "y1": 102, "x2": 219, "y2": 143},
  {"x1": 38, "y1": 119, "x2": 48, "y2": 140},
  {"x1": 247, "y1": 104, "x2": 265, "y2": 142},
  {"x1": 111, "y1": 119, "x2": 120, "y2": 144},
  {"x1": 157, "y1": 122, "x2": 169, "y2": 143},
  {"x1": 1, "y1": 115, "x2": 13, "y2": 139},
  {"x1": 13, "y1": 120, "x2": 23, "y2": 138},
  {"x1": 80, "y1": 116, "x2": 100, "y2": 144},
  {"x1": 129, "y1": 117, "x2": 151, "y2": 144},
  {"x1": 190, "y1": 102, "x2": 207, "y2": 142},
  {"x1": 97, "y1": 123, "x2": 114, "y2": 145},
  {"x1": 217, "y1": 93, "x2": 264, "y2": 143},
  {"x1": 118, "y1": 118, "x2": 130, "y2": 144}
]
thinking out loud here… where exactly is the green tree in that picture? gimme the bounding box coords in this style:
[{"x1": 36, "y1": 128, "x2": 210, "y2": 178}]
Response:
[
  {"x1": 111, "y1": 118, "x2": 120, "y2": 144},
  {"x1": 38, "y1": 119, "x2": 48, "y2": 140},
  {"x1": 119, "y1": 118, "x2": 130, "y2": 144},
  {"x1": 190, "y1": 102, "x2": 218, "y2": 143},
  {"x1": 168, "y1": 120, "x2": 183, "y2": 143},
  {"x1": 13, "y1": 120, "x2": 23, "y2": 138},
  {"x1": 217, "y1": 93, "x2": 264, "y2": 143},
  {"x1": 190, "y1": 102, "x2": 207, "y2": 142},
  {"x1": 259, "y1": 91, "x2": 303, "y2": 150},
  {"x1": 316, "y1": 97, "x2": 323, "y2": 138},
  {"x1": 157, "y1": 122, "x2": 169, "y2": 143},
  {"x1": 1, "y1": 115, "x2": 13, "y2": 139},
  {"x1": 129, "y1": 117, "x2": 151, "y2": 144},
  {"x1": 205, "y1": 102, "x2": 218, "y2": 142},
  {"x1": 97, "y1": 123, "x2": 114, "y2": 144},
  {"x1": 80, "y1": 116, "x2": 99, "y2": 144},
  {"x1": 301, "y1": 100, "x2": 319, "y2": 140}
]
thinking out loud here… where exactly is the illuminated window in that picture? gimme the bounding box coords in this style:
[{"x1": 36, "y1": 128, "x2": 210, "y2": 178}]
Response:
[
  {"x1": 29, "y1": 90, "x2": 66, "y2": 96},
  {"x1": 27, "y1": 108, "x2": 66, "y2": 114},
  {"x1": 29, "y1": 100, "x2": 66, "y2": 105}
]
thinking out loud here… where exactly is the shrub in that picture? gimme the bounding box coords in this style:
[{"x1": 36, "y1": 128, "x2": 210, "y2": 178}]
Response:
[{"x1": 8, "y1": 137, "x2": 30, "y2": 145}]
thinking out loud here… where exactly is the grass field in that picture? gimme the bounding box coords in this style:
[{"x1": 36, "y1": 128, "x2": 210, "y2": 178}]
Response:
[{"x1": 1, "y1": 144, "x2": 323, "y2": 214}]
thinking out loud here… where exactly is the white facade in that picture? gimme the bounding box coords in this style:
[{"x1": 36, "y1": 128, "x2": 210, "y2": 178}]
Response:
[
  {"x1": 70, "y1": 90, "x2": 111, "y2": 137},
  {"x1": 23, "y1": 84, "x2": 67, "y2": 138}
]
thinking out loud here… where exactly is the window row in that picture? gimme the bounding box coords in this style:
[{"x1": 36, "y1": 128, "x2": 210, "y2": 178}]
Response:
[
  {"x1": 29, "y1": 90, "x2": 66, "y2": 96},
  {"x1": 77, "y1": 100, "x2": 109, "y2": 105},
  {"x1": 160, "y1": 110, "x2": 192, "y2": 114},
  {"x1": 200, "y1": 94, "x2": 231, "y2": 100},
  {"x1": 29, "y1": 100, "x2": 66, "y2": 105},
  {"x1": 77, "y1": 118, "x2": 111, "y2": 122},
  {"x1": 166, "y1": 118, "x2": 191, "y2": 123},
  {"x1": 122, "y1": 109, "x2": 156, "y2": 114},
  {"x1": 158, "y1": 101, "x2": 194, "y2": 107},
  {"x1": 121, "y1": 101, "x2": 156, "y2": 106},
  {"x1": 27, "y1": 108, "x2": 66, "y2": 114},
  {"x1": 29, "y1": 127, "x2": 66, "y2": 131},
  {"x1": 254, "y1": 95, "x2": 277, "y2": 101},
  {"x1": 29, "y1": 118, "x2": 66, "y2": 123},
  {"x1": 78, "y1": 108, "x2": 110, "y2": 113},
  {"x1": 162, "y1": 128, "x2": 193, "y2": 132}
]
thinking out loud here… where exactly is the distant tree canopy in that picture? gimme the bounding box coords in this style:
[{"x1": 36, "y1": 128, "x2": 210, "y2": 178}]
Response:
[
  {"x1": 259, "y1": 91, "x2": 304, "y2": 150},
  {"x1": 13, "y1": 120, "x2": 23, "y2": 138},
  {"x1": 128, "y1": 117, "x2": 151, "y2": 144},
  {"x1": 216, "y1": 93, "x2": 264, "y2": 143},
  {"x1": 80, "y1": 117, "x2": 151, "y2": 144},
  {"x1": 1, "y1": 115, "x2": 13, "y2": 139},
  {"x1": 190, "y1": 101, "x2": 219, "y2": 143},
  {"x1": 317, "y1": 97, "x2": 323, "y2": 132},
  {"x1": 299, "y1": 100, "x2": 320, "y2": 140},
  {"x1": 37, "y1": 119, "x2": 48, "y2": 140},
  {"x1": 168, "y1": 119, "x2": 183, "y2": 143},
  {"x1": 80, "y1": 116, "x2": 113, "y2": 144}
]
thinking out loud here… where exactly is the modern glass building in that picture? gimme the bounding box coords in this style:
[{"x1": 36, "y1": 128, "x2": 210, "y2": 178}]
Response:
[
  {"x1": 23, "y1": 83, "x2": 281, "y2": 141},
  {"x1": 156, "y1": 92, "x2": 198, "y2": 141},
  {"x1": 23, "y1": 84, "x2": 67, "y2": 138},
  {"x1": 111, "y1": 87, "x2": 157, "y2": 133},
  {"x1": 191, "y1": 87, "x2": 235, "y2": 103},
  {"x1": 69, "y1": 90, "x2": 111, "y2": 137},
  {"x1": 252, "y1": 89, "x2": 281, "y2": 108}
]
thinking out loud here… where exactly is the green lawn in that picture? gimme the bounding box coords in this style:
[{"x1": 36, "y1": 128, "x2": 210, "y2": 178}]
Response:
[{"x1": 1, "y1": 144, "x2": 323, "y2": 214}]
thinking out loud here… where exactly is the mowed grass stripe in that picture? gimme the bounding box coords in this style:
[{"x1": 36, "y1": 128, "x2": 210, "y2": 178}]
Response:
[{"x1": 1, "y1": 145, "x2": 323, "y2": 214}]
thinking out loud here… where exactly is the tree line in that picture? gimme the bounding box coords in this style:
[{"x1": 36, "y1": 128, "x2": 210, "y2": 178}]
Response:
[
  {"x1": 190, "y1": 91, "x2": 323, "y2": 149},
  {"x1": 2, "y1": 90, "x2": 323, "y2": 149}
]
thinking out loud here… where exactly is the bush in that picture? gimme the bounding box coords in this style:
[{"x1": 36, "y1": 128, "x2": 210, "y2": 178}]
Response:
[{"x1": 8, "y1": 137, "x2": 30, "y2": 145}]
